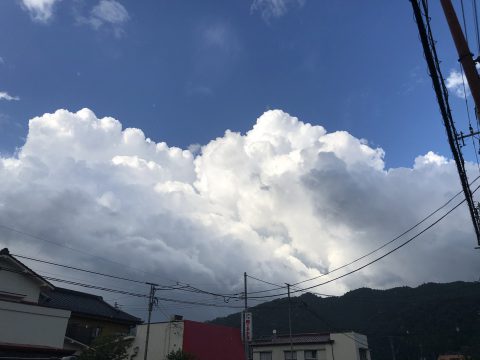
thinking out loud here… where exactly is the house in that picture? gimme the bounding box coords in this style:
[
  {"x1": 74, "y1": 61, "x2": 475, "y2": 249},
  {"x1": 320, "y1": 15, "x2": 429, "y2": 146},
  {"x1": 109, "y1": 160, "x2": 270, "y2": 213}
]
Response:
[
  {"x1": 0, "y1": 248, "x2": 73, "y2": 358},
  {"x1": 438, "y1": 355, "x2": 465, "y2": 360},
  {"x1": 0, "y1": 248, "x2": 142, "y2": 357},
  {"x1": 40, "y1": 286, "x2": 142, "y2": 347},
  {"x1": 129, "y1": 317, "x2": 246, "y2": 360},
  {"x1": 251, "y1": 332, "x2": 370, "y2": 360}
]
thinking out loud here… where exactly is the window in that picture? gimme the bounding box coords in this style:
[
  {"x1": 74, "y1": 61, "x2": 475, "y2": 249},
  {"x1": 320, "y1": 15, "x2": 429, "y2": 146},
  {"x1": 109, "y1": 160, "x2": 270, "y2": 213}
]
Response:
[
  {"x1": 92, "y1": 327, "x2": 102, "y2": 338},
  {"x1": 359, "y1": 348, "x2": 368, "y2": 360},
  {"x1": 305, "y1": 350, "x2": 318, "y2": 360},
  {"x1": 284, "y1": 351, "x2": 297, "y2": 360},
  {"x1": 259, "y1": 352, "x2": 272, "y2": 360}
]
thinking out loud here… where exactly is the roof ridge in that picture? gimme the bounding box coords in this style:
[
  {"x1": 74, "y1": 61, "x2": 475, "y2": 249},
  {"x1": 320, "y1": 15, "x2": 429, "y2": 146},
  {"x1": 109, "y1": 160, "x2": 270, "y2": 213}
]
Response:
[
  {"x1": 0, "y1": 248, "x2": 55, "y2": 290},
  {"x1": 53, "y1": 286, "x2": 104, "y2": 299}
]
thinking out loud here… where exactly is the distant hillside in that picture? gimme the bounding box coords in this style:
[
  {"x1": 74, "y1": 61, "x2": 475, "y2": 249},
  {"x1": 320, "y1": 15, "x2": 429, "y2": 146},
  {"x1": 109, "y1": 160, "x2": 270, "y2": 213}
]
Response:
[{"x1": 210, "y1": 282, "x2": 480, "y2": 360}]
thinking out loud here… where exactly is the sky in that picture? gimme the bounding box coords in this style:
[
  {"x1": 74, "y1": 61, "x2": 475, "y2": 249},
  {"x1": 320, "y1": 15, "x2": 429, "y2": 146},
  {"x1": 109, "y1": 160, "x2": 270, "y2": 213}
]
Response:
[{"x1": 1, "y1": 0, "x2": 480, "y2": 322}]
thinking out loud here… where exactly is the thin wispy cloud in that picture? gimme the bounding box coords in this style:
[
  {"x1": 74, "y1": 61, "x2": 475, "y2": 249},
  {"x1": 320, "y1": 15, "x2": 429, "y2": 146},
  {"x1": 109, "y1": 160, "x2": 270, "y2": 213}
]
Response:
[
  {"x1": 80, "y1": 0, "x2": 130, "y2": 37},
  {"x1": 186, "y1": 82, "x2": 213, "y2": 97},
  {"x1": 251, "y1": 0, "x2": 305, "y2": 21},
  {"x1": 0, "y1": 92, "x2": 20, "y2": 101},
  {"x1": 204, "y1": 24, "x2": 229, "y2": 48},
  {"x1": 20, "y1": 0, "x2": 61, "y2": 23}
]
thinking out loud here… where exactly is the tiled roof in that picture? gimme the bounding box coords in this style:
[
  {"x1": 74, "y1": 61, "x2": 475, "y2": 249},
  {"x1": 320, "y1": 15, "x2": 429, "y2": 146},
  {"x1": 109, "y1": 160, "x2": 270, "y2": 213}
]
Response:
[
  {"x1": 252, "y1": 333, "x2": 332, "y2": 346},
  {"x1": 40, "y1": 287, "x2": 142, "y2": 325}
]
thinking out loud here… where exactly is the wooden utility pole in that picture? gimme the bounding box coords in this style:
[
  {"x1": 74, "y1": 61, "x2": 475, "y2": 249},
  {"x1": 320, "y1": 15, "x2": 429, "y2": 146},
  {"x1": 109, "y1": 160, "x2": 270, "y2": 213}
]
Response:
[
  {"x1": 244, "y1": 272, "x2": 249, "y2": 360},
  {"x1": 286, "y1": 283, "x2": 294, "y2": 359},
  {"x1": 144, "y1": 282, "x2": 158, "y2": 360},
  {"x1": 411, "y1": 0, "x2": 480, "y2": 246},
  {"x1": 441, "y1": 0, "x2": 480, "y2": 118}
]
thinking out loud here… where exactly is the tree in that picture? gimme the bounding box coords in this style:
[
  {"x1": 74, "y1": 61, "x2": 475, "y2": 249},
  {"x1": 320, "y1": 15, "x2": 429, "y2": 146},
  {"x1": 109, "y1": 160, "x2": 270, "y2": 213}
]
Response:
[
  {"x1": 78, "y1": 335, "x2": 133, "y2": 360},
  {"x1": 166, "y1": 349, "x2": 196, "y2": 360}
]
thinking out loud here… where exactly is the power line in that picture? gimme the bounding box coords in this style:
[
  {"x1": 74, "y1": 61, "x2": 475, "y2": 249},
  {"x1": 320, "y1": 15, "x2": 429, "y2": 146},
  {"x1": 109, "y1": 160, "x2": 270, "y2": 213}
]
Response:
[
  {"x1": 4, "y1": 172, "x2": 478, "y2": 304},
  {"x1": 245, "y1": 176, "x2": 478, "y2": 296},
  {"x1": 247, "y1": 190, "x2": 474, "y2": 300},
  {"x1": 12, "y1": 253, "x2": 148, "y2": 285},
  {"x1": 421, "y1": 0, "x2": 480, "y2": 243},
  {"x1": 288, "y1": 193, "x2": 474, "y2": 296},
  {"x1": 0, "y1": 265, "x2": 244, "y2": 309},
  {"x1": 2, "y1": 225, "x2": 249, "y2": 300},
  {"x1": 11, "y1": 252, "x2": 246, "y2": 301},
  {"x1": 5, "y1": 181, "x2": 474, "y2": 305},
  {"x1": 291, "y1": 178, "x2": 476, "y2": 287},
  {"x1": 299, "y1": 300, "x2": 369, "y2": 348},
  {"x1": 0, "y1": 222, "x2": 176, "y2": 283},
  {"x1": 246, "y1": 274, "x2": 337, "y2": 298}
]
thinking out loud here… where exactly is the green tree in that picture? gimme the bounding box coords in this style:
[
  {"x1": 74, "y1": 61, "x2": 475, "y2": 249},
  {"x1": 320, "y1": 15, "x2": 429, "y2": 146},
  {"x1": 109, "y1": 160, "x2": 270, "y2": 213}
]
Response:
[
  {"x1": 166, "y1": 349, "x2": 196, "y2": 360},
  {"x1": 78, "y1": 334, "x2": 133, "y2": 360}
]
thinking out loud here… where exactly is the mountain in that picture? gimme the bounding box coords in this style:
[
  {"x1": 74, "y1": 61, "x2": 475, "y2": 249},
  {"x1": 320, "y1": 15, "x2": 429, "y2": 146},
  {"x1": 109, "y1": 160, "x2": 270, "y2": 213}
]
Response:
[{"x1": 210, "y1": 282, "x2": 480, "y2": 360}]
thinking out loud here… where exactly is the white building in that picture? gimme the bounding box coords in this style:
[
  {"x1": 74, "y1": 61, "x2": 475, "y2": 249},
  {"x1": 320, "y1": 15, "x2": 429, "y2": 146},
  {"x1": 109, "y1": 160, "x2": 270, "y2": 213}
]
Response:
[
  {"x1": 129, "y1": 318, "x2": 245, "y2": 360},
  {"x1": 251, "y1": 332, "x2": 370, "y2": 360},
  {"x1": 0, "y1": 248, "x2": 73, "y2": 358}
]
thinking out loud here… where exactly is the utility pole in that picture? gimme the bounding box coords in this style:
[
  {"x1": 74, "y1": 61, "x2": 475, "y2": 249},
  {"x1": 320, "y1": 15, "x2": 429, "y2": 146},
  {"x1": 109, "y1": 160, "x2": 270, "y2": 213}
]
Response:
[
  {"x1": 286, "y1": 283, "x2": 294, "y2": 359},
  {"x1": 440, "y1": 0, "x2": 480, "y2": 246},
  {"x1": 144, "y1": 282, "x2": 158, "y2": 360},
  {"x1": 389, "y1": 336, "x2": 396, "y2": 360},
  {"x1": 244, "y1": 272, "x2": 249, "y2": 360},
  {"x1": 441, "y1": 0, "x2": 480, "y2": 118},
  {"x1": 411, "y1": 0, "x2": 480, "y2": 246}
]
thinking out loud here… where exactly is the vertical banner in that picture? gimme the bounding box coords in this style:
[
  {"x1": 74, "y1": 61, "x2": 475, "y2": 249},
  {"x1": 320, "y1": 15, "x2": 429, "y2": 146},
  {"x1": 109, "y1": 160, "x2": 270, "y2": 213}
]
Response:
[
  {"x1": 241, "y1": 311, "x2": 244, "y2": 341},
  {"x1": 244, "y1": 312, "x2": 253, "y2": 342}
]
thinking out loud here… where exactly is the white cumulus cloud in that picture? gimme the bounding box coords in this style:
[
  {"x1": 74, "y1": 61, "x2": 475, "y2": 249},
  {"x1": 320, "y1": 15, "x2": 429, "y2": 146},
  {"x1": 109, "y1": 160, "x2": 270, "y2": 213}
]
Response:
[
  {"x1": 0, "y1": 92, "x2": 20, "y2": 101},
  {"x1": 1, "y1": 108, "x2": 479, "y2": 319},
  {"x1": 445, "y1": 64, "x2": 480, "y2": 98},
  {"x1": 445, "y1": 69, "x2": 469, "y2": 98},
  {"x1": 21, "y1": 0, "x2": 61, "y2": 23}
]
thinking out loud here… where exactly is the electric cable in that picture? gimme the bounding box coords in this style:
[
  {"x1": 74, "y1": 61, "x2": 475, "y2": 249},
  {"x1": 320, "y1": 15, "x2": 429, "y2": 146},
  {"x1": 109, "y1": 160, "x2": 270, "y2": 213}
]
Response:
[
  {"x1": 247, "y1": 187, "x2": 476, "y2": 300},
  {"x1": 247, "y1": 175, "x2": 479, "y2": 294}
]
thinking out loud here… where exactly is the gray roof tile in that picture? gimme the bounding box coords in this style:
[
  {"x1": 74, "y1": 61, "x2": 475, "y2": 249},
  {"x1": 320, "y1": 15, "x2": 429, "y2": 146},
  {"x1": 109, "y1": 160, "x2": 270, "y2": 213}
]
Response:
[{"x1": 40, "y1": 287, "x2": 142, "y2": 325}]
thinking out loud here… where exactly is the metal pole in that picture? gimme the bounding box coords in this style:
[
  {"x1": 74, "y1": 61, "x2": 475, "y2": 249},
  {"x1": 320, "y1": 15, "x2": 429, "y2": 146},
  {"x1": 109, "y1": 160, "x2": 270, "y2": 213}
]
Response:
[
  {"x1": 144, "y1": 282, "x2": 157, "y2": 360},
  {"x1": 244, "y1": 272, "x2": 249, "y2": 360},
  {"x1": 441, "y1": 0, "x2": 480, "y2": 118},
  {"x1": 286, "y1": 283, "x2": 293, "y2": 359}
]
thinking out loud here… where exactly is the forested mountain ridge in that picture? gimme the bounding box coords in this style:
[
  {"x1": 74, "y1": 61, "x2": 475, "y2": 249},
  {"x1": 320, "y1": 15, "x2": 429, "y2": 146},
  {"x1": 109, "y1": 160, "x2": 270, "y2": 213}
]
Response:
[{"x1": 210, "y1": 282, "x2": 480, "y2": 360}]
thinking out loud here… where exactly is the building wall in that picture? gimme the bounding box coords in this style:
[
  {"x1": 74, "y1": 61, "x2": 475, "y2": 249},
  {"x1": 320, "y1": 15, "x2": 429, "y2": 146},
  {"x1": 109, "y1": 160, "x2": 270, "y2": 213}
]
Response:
[
  {"x1": 0, "y1": 258, "x2": 43, "y2": 303},
  {"x1": 253, "y1": 344, "x2": 329, "y2": 360},
  {"x1": 128, "y1": 321, "x2": 184, "y2": 360},
  {"x1": 330, "y1": 333, "x2": 370, "y2": 360},
  {"x1": 0, "y1": 299, "x2": 70, "y2": 348},
  {"x1": 252, "y1": 333, "x2": 370, "y2": 360},
  {"x1": 66, "y1": 315, "x2": 134, "y2": 345},
  {"x1": 182, "y1": 320, "x2": 245, "y2": 360}
]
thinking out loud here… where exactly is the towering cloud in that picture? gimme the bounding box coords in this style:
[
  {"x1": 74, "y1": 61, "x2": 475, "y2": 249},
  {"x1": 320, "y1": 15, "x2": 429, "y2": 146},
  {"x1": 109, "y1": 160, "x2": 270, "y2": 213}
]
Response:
[{"x1": 1, "y1": 109, "x2": 478, "y2": 305}]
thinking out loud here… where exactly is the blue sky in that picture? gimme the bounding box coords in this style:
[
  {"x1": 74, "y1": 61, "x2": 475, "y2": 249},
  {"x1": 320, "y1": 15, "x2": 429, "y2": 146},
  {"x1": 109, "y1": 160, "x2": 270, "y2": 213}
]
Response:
[
  {"x1": 3, "y1": 1, "x2": 480, "y2": 320},
  {"x1": 0, "y1": 0, "x2": 474, "y2": 168}
]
